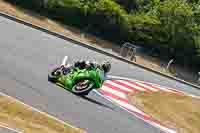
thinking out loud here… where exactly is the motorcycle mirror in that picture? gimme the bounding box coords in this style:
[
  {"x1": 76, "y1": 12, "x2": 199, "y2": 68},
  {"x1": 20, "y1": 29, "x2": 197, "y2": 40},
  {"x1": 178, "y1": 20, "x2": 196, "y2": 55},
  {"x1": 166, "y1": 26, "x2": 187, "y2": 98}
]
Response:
[{"x1": 61, "y1": 56, "x2": 68, "y2": 66}]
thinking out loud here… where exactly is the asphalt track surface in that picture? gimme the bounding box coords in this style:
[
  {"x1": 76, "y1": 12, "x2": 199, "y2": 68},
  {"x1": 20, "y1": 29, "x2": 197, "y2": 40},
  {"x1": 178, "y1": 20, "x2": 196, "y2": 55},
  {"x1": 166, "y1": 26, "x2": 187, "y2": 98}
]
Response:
[
  {"x1": 0, "y1": 127, "x2": 18, "y2": 133},
  {"x1": 0, "y1": 16, "x2": 200, "y2": 133}
]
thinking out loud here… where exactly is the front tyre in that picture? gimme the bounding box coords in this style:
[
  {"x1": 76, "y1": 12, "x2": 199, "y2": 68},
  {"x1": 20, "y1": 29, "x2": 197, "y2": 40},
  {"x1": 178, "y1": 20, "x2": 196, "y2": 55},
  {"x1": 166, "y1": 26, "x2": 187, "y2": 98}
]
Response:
[
  {"x1": 48, "y1": 67, "x2": 62, "y2": 83},
  {"x1": 72, "y1": 80, "x2": 95, "y2": 96}
]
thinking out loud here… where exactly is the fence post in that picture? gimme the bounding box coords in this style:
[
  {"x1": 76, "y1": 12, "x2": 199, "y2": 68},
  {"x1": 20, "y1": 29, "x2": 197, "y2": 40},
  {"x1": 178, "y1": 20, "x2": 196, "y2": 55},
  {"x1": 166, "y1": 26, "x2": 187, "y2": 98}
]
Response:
[
  {"x1": 198, "y1": 72, "x2": 200, "y2": 84},
  {"x1": 166, "y1": 59, "x2": 174, "y2": 70},
  {"x1": 130, "y1": 47, "x2": 136, "y2": 62}
]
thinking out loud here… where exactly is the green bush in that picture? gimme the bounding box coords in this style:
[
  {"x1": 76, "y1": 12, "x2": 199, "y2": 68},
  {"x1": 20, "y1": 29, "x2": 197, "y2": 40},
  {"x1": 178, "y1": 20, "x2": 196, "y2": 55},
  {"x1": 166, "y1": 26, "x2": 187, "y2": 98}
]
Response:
[
  {"x1": 89, "y1": 0, "x2": 131, "y2": 41},
  {"x1": 5, "y1": 0, "x2": 200, "y2": 68},
  {"x1": 6, "y1": 0, "x2": 44, "y2": 10}
]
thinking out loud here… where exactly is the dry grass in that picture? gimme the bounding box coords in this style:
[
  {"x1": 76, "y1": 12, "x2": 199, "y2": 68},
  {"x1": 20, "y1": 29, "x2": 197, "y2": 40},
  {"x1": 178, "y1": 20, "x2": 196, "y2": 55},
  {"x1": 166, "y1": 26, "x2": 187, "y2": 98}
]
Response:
[
  {"x1": 128, "y1": 91, "x2": 200, "y2": 133},
  {"x1": 0, "y1": 95, "x2": 84, "y2": 133}
]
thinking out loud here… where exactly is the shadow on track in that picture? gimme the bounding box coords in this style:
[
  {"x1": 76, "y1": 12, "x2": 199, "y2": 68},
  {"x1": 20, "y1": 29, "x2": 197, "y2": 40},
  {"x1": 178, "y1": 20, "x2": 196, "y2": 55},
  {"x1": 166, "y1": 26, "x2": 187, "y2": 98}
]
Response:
[
  {"x1": 79, "y1": 95, "x2": 115, "y2": 111},
  {"x1": 48, "y1": 74, "x2": 115, "y2": 111}
]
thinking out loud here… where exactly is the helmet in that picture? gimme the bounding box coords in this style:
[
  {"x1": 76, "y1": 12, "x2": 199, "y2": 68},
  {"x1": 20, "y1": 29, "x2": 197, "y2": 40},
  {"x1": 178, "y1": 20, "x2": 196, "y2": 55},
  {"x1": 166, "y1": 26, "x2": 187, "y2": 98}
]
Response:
[
  {"x1": 101, "y1": 61, "x2": 111, "y2": 73},
  {"x1": 75, "y1": 60, "x2": 86, "y2": 69},
  {"x1": 74, "y1": 61, "x2": 81, "y2": 68},
  {"x1": 79, "y1": 60, "x2": 86, "y2": 69}
]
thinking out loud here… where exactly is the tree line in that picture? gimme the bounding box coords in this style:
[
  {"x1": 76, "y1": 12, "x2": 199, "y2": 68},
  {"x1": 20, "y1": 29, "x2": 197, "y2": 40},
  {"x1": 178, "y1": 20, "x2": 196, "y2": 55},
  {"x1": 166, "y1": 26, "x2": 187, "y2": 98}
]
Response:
[{"x1": 7, "y1": 0, "x2": 200, "y2": 68}]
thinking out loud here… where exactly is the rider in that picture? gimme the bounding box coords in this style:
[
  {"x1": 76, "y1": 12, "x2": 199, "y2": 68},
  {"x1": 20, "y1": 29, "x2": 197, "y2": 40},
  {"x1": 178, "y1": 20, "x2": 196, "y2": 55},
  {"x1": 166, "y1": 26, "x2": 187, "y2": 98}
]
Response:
[
  {"x1": 61, "y1": 60, "x2": 111, "y2": 78},
  {"x1": 74, "y1": 60, "x2": 111, "y2": 72}
]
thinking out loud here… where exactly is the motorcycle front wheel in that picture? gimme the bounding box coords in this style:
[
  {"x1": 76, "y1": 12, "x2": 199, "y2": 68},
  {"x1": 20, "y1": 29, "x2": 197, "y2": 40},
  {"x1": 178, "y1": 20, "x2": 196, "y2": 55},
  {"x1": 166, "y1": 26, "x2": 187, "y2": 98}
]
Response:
[
  {"x1": 48, "y1": 67, "x2": 62, "y2": 83},
  {"x1": 72, "y1": 79, "x2": 95, "y2": 96}
]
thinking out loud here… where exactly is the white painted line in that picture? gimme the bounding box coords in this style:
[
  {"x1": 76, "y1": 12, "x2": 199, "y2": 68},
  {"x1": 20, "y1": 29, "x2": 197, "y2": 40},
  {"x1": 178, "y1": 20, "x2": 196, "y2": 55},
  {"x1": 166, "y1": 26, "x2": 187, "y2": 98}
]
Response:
[
  {"x1": 116, "y1": 80, "x2": 146, "y2": 91},
  {"x1": 152, "y1": 84, "x2": 177, "y2": 93},
  {"x1": 109, "y1": 75, "x2": 200, "y2": 98},
  {"x1": 108, "y1": 76, "x2": 151, "y2": 92},
  {"x1": 105, "y1": 80, "x2": 132, "y2": 92},
  {"x1": 123, "y1": 81, "x2": 150, "y2": 92},
  {"x1": 110, "y1": 98, "x2": 147, "y2": 116},
  {"x1": 135, "y1": 82, "x2": 158, "y2": 91},
  {"x1": 100, "y1": 86, "x2": 127, "y2": 99},
  {"x1": 0, "y1": 123, "x2": 22, "y2": 133},
  {"x1": 108, "y1": 75, "x2": 140, "y2": 82},
  {"x1": 0, "y1": 92, "x2": 84, "y2": 132},
  {"x1": 93, "y1": 90, "x2": 176, "y2": 133}
]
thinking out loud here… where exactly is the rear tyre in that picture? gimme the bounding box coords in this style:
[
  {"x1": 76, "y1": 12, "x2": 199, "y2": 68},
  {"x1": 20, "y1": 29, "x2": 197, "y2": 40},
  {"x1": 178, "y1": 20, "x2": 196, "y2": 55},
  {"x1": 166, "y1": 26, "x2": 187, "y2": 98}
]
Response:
[{"x1": 72, "y1": 80, "x2": 95, "y2": 96}]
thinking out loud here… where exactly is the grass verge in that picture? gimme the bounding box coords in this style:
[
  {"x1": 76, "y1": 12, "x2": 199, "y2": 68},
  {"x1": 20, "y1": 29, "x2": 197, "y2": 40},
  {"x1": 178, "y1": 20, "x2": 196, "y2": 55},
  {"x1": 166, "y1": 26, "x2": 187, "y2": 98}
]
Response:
[
  {"x1": 0, "y1": 95, "x2": 85, "y2": 133},
  {"x1": 128, "y1": 91, "x2": 200, "y2": 133}
]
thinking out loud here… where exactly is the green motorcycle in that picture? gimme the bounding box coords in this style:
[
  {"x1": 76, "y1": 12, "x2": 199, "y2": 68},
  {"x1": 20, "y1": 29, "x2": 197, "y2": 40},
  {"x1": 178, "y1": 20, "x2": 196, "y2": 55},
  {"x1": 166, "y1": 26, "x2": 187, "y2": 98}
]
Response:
[{"x1": 48, "y1": 58, "x2": 111, "y2": 96}]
